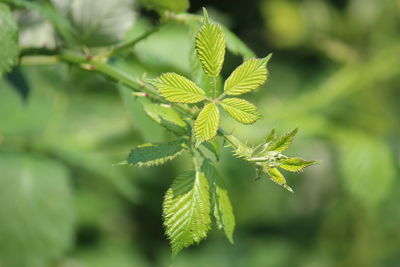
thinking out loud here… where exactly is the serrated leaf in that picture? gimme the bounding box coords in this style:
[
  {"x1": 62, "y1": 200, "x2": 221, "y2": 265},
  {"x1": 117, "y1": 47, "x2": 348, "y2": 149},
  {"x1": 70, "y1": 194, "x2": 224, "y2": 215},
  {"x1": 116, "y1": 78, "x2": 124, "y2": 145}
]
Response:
[
  {"x1": 138, "y1": 0, "x2": 189, "y2": 13},
  {"x1": 153, "y1": 72, "x2": 206, "y2": 103},
  {"x1": 141, "y1": 99, "x2": 188, "y2": 135},
  {"x1": 194, "y1": 103, "x2": 220, "y2": 144},
  {"x1": 264, "y1": 128, "x2": 276, "y2": 143},
  {"x1": 278, "y1": 157, "x2": 318, "y2": 172},
  {"x1": 195, "y1": 8, "x2": 226, "y2": 77},
  {"x1": 221, "y1": 98, "x2": 260, "y2": 124},
  {"x1": 125, "y1": 139, "x2": 186, "y2": 166},
  {"x1": 202, "y1": 160, "x2": 235, "y2": 243},
  {"x1": 268, "y1": 128, "x2": 298, "y2": 152},
  {"x1": 0, "y1": 3, "x2": 19, "y2": 77},
  {"x1": 0, "y1": 153, "x2": 74, "y2": 266},
  {"x1": 224, "y1": 55, "x2": 271, "y2": 96},
  {"x1": 265, "y1": 166, "x2": 293, "y2": 193},
  {"x1": 163, "y1": 170, "x2": 211, "y2": 257}
]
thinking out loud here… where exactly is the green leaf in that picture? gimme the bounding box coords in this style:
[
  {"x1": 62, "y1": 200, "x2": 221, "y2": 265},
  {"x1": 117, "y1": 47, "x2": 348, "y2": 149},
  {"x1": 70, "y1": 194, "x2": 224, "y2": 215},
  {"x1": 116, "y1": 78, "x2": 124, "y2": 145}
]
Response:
[
  {"x1": 0, "y1": 3, "x2": 19, "y2": 77},
  {"x1": 163, "y1": 170, "x2": 211, "y2": 257},
  {"x1": 138, "y1": 0, "x2": 189, "y2": 13},
  {"x1": 268, "y1": 128, "x2": 298, "y2": 152},
  {"x1": 278, "y1": 157, "x2": 318, "y2": 172},
  {"x1": 264, "y1": 128, "x2": 276, "y2": 143},
  {"x1": 153, "y1": 72, "x2": 206, "y2": 103},
  {"x1": 338, "y1": 134, "x2": 395, "y2": 208},
  {"x1": 221, "y1": 98, "x2": 261, "y2": 124},
  {"x1": 195, "y1": 8, "x2": 226, "y2": 77},
  {"x1": 202, "y1": 138, "x2": 221, "y2": 161},
  {"x1": 221, "y1": 25, "x2": 256, "y2": 60},
  {"x1": 141, "y1": 99, "x2": 188, "y2": 135},
  {"x1": 224, "y1": 55, "x2": 272, "y2": 96},
  {"x1": 0, "y1": 153, "x2": 74, "y2": 266},
  {"x1": 124, "y1": 139, "x2": 186, "y2": 166},
  {"x1": 264, "y1": 166, "x2": 294, "y2": 193},
  {"x1": 194, "y1": 103, "x2": 220, "y2": 144},
  {"x1": 202, "y1": 160, "x2": 235, "y2": 243}
]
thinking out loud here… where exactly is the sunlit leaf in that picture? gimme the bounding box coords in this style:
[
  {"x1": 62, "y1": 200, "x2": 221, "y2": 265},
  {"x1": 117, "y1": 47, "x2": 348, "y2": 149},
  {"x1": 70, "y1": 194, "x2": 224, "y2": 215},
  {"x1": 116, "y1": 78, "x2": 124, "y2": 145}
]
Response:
[
  {"x1": 278, "y1": 157, "x2": 318, "y2": 172},
  {"x1": 0, "y1": 3, "x2": 19, "y2": 77},
  {"x1": 194, "y1": 103, "x2": 220, "y2": 144},
  {"x1": 224, "y1": 55, "x2": 271, "y2": 96},
  {"x1": 195, "y1": 8, "x2": 226, "y2": 77},
  {"x1": 123, "y1": 139, "x2": 186, "y2": 166},
  {"x1": 221, "y1": 98, "x2": 260, "y2": 124},
  {"x1": 268, "y1": 128, "x2": 298, "y2": 152},
  {"x1": 264, "y1": 166, "x2": 294, "y2": 193},
  {"x1": 163, "y1": 170, "x2": 211, "y2": 257},
  {"x1": 202, "y1": 159, "x2": 235, "y2": 243},
  {"x1": 141, "y1": 99, "x2": 188, "y2": 135},
  {"x1": 153, "y1": 72, "x2": 206, "y2": 103}
]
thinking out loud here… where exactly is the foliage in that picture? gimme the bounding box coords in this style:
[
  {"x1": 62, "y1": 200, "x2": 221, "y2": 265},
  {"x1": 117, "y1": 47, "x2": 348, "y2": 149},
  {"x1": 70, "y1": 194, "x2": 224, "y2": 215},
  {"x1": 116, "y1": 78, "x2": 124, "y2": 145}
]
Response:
[{"x1": 1, "y1": 0, "x2": 399, "y2": 266}]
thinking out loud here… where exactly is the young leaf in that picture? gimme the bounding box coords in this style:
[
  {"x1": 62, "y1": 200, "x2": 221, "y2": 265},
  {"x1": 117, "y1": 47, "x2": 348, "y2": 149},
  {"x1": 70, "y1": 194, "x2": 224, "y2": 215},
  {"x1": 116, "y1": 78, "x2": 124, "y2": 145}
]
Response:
[
  {"x1": 278, "y1": 157, "x2": 318, "y2": 172},
  {"x1": 141, "y1": 99, "x2": 188, "y2": 135},
  {"x1": 265, "y1": 166, "x2": 294, "y2": 193},
  {"x1": 195, "y1": 8, "x2": 226, "y2": 77},
  {"x1": 163, "y1": 170, "x2": 211, "y2": 257},
  {"x1": 194, "y1": 103, "x2": 220, "y2": 143},
  {"x1": 153, "y1": 73, "x2": 206, "y2": 103},
  {"x1": 264, "y1": 128, "x2": 276, "y2": 143},
  {"x1": 0, "y1": 3, "x2": 19, "y2": 77},
  {"x1": 202, "y1": 160, "x2": 235, "y2": 243},
  {"x1": 268, "y1": 128, "x2": 298, "y2": 152},
  {"x1": 221, "y1": 98, "x2": 260, "y2": 124},
  {"x1": 124, "y1": 139, "x2": 186, "y2": 166},
  {"x1": 224, "y1": 55, "x2": 272, "y2": 96}
]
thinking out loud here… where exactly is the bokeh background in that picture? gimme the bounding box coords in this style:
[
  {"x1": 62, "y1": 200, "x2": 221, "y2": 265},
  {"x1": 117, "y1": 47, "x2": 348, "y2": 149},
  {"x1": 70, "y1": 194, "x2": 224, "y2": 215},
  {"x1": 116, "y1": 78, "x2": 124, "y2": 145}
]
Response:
[{"x1": 1, "y1": 0, "x2": 399, "y2": 266}]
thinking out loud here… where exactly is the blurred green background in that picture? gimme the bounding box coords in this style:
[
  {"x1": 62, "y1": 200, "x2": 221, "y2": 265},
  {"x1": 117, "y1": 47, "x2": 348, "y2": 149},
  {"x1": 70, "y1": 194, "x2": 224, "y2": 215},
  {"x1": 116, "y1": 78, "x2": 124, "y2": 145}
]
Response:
[{"x1": 1, "y1": 0, "x2": 399, "y2": 266}]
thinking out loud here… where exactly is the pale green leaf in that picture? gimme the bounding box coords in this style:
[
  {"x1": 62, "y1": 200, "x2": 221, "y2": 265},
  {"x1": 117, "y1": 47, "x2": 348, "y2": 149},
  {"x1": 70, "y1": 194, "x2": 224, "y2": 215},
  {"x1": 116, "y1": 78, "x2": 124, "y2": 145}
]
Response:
[
  {"x1": 338, "y1": 134, "x2": 395, "y2": 208},
  {"x1": 138, "y1": 0, "x2": 189, "y2": 13},
  {"x1": 278, "y1": 157, "x2": 318, "y2": 172},
  {"x1": 195, "y1": 8, "x2": 226, "y2": 77},
  {"x1": 264, "y1": 128, "x2": 276, "y2": 143},
  {"x1": 141, "y1": 99, "x2": 188, "y2": 135},
  {"x1": 0, "y1": 3, "x2": 19, "y2": 76},
  {"x1": 194, "y1": 103, "x2": 220, "y2": 144},
  {"x1": 268, "y1": 128, "x2": 298, "y2": 152},
  {"x1": 124, "y1": 139, "x2": 186, "y2": 166},
  {"x1": 265, "y1": 166, "x2": 293, "y2": 193},
  {"x1": 224, "y1": 54, "x2": 272, "y2": 96},
  {"x1": 163, "y1": 170, "x2": 211, "y2": 257},
  {"x1": 221, "y1": 98, "x2": 260, "y2": 124},
  {"x1": 202, "y1": 138, "x2": 221, "y2": 160},
  {"x1": 202, "y1": 160, "x2": 235, "y2": 243},
  {"x1": 153, "y1": 72, "x2": 206, "y2": 103},
  {"x1": 0, "y1": 153, "x2": 74, "y2": 266}
]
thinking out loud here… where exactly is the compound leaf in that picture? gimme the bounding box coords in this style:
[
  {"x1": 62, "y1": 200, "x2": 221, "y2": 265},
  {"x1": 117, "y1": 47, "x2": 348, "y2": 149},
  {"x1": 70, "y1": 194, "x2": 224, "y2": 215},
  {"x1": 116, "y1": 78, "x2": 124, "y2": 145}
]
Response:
[
  {"x1": 224, "y1": 55, "x2": 271, "y2": 96},
  {"x1": 194, "y1": 103, "x2": 220, "y2": 144},
  {"x1": 0, "y1": 3, "x2": 19, "y2": 77},
  {"x1": 278, "y1": 157, "x2": 318, "y2": 172},
  {"x1": 163, "y1": 170, "x2": 211, "y2": 257},
  {"x1": 124, "y1": 139, "x2": 186, "y2": 166},
  {"x1": 268, "y1": 128, "x2": 298, "y2": 152},
  {"x1": 265, "y1": 166, "x2": 293, "y2": 193},
  {"x1": 141, "y1": 99, "x2": 188, "y2": 135},
  {"x1": 221, "y1": 98, "x2": 260, "y2": 124},
  {"x1": 202, "y1": 160, "x2": 235, "y2": 243},
  {"x1": 195, "y1": 8, "x2": 226, "y2": 77},
  {"x1": 153, "y1": 72, "x2": 206, "y2": 103}
]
